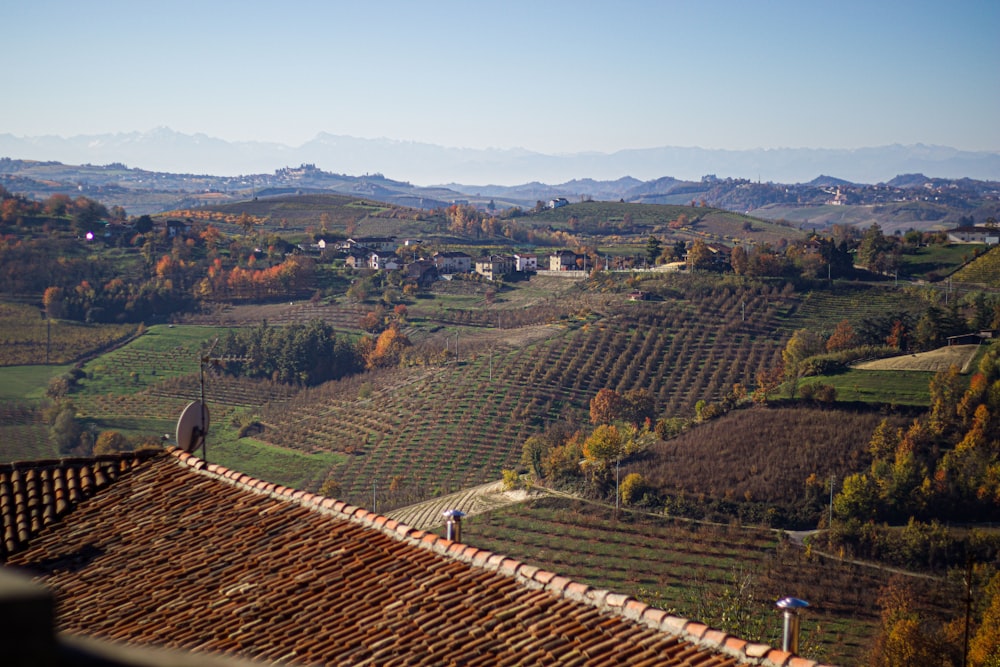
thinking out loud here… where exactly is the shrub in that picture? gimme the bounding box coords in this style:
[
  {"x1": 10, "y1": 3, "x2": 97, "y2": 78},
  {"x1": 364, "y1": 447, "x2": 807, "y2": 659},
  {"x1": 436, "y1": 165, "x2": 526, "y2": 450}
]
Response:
[
  {"x1": 654, "y1": 417, "x2": 689, "y2": 440},
  {"x1": 620, "y1": 472, "x2": 649, "y2": 506},
  {"x1": 799, "y1": 383, "x2": 836, "y2": 402},
  {"x1": 94, "y1": 431, "x2": 129, "y2": 455},
  {"x1": 799, "y1": 345, "x2": 899, "y2": 377}
]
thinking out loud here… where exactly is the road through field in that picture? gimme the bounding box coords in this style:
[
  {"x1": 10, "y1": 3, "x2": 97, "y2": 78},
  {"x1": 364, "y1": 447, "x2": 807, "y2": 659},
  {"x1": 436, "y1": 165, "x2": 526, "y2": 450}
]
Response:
[{"x1": 385, "y1": 479, "x2": 546, "y2": 531}]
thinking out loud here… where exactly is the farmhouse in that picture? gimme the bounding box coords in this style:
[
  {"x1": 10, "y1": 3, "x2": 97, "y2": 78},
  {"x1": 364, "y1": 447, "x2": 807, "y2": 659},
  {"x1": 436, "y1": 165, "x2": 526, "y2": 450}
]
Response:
[
  {"x1": 433, "y1": 250, "x2": 472, "y2": 274},
  {"x1": 344, "y1": 250, "x2": 369, "y2": 269},
  {"x1": 369, "y1": 250, "x2": 401, "y2": 271},
  {"x1": 474, "y1": 254, "x2": 515, "y2": 281},
  {"x1": 1, "y1": 449, "x2": 815, "y2": 667},
  {"x1": 163, "y1": 219, "x2": 190, "y2": 238},
  {"x1": 548, "y1": 197, "x2": 569, "y2": 209},
  {"x1": 704, "y1": 243, "x2": 733, "y2": 269},
  {"x1": 341, "y1": 236, "x2": 398, "y2": 252},
  {"x1": 405, "y1": 259, "x2": 439, "y2": 286},
  {"x1": 549, "y1": 249, "x2": 585, "y2": 271},
  {"x1": 947, "y1": 225, "x2": 999, "y2": 245},
  {"x1": 514, "y1": 252, "x2": 538, "y2": 272}
]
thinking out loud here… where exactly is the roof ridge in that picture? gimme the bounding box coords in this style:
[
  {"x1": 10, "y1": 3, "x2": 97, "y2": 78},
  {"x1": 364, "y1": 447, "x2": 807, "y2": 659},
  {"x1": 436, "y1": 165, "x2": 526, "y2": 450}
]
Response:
[
  {"x1": 169, "y1": 448, "x2": 833, "y2": 667},
  {"x1": 1, "y1": 449, "x2": 161, "y2": 560}
]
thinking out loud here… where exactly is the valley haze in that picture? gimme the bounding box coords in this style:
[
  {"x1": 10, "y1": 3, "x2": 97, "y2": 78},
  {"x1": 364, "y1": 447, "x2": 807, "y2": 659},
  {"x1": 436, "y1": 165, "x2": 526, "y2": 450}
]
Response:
[{"x1": 2, "y1": 129, "x2": 1000, "y2": 187}]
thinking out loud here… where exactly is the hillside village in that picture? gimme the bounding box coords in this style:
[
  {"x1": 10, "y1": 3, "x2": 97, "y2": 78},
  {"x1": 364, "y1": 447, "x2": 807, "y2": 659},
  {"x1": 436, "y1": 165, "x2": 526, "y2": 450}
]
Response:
[{"x1": 2, "y1": 181, "x2": 1000, "y2": 667}]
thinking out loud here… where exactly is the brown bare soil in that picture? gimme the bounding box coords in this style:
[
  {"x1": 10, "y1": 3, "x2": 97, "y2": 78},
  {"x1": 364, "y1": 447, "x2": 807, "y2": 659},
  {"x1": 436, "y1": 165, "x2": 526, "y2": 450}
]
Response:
[{"x1": 853, "y1": 344, "x2": 979, "y2": 372}]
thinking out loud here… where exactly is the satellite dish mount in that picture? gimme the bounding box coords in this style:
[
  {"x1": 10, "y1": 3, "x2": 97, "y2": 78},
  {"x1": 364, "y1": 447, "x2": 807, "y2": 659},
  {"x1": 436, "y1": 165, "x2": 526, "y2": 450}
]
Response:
[
  {"x1": 176, "y1": 399, "x2": 210, "y2": 456},
  {"x1": 173, "y1": 338, "x2": 251, "y2": 461}
]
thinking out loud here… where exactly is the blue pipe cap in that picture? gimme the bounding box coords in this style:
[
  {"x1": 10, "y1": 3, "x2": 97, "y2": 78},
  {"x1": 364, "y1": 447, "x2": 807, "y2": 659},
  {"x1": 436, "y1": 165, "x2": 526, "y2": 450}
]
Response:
[
  {"x1": 442, "y1": 509, "x2": 466, "y2": 519},
  {"x1": 776, "y1": 597, "x2": 809, "y2": 610}
]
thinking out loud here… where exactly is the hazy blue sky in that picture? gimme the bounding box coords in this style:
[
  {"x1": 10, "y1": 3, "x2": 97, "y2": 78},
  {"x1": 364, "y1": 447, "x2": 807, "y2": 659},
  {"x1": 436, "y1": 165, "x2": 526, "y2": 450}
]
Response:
[{"x1": 6, "y1": 0, "x2": 999, "y2": 153}]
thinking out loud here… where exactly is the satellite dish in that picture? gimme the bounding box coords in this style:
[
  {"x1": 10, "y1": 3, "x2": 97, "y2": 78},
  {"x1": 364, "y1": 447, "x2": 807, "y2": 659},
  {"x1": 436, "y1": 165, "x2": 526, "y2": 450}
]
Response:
[{"x1": 176, "y1": 400, "x2": 210, "y2": 453}]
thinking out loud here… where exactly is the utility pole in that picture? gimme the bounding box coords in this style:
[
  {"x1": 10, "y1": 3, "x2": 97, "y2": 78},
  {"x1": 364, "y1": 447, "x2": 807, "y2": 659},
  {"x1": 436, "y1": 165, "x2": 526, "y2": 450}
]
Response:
[
  {"x1": 963, "y1": 556, "x2": 973, "y2": 667},
  {"x1": 615, "y1": 455, "x2": 621, "y2": 512},
  {"x1": 828, "y1": 475, "x2": 835, "y2": 528}
]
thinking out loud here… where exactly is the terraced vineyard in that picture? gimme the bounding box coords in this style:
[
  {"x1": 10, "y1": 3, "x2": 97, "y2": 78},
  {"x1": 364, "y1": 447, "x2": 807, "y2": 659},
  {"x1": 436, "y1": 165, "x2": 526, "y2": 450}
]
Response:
[
  {"x1": 0, "y1": 403, "x2": 52, "y2": 461},
  {"x1": 0, "y1": 301, "x2": 136, "y2": 366},
  {"x1": 462, "y1": 496, "x2": 961, "y2": 666},
  {"x1": 257, "y1": 280, "x2": 794, "y2": 509},
  {"x1": 782, "y1": 283, "x2": 925, "y2": 334},
  {"x1": 179, "y1": 300, "x2": 370, "y2": 330},
  {"x1": 7, "y1": 277, "x2": 932, "y2": 517},
  {"x1": 952, "y1": 244, "x2": 1000, "y2": 286}
]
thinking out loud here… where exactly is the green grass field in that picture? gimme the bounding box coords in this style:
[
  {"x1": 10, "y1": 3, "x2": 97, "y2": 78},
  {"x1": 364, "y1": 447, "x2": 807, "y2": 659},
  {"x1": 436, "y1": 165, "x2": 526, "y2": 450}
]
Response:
[
  {"x1": 901, "y1": 243, "x2": 983, "y2": 281},
  {"x1": 199, "y1": 425, "x2": 349, "y2": 491},
  {"x1": 797, "y1": 369, "x2": 934, "y2": 405},
  {"x1": 0, "y1": 364, "x2": 75, "y2": 401},
  {"x1": 79, "y1": 324, "x2": 228, "y2": 395}
]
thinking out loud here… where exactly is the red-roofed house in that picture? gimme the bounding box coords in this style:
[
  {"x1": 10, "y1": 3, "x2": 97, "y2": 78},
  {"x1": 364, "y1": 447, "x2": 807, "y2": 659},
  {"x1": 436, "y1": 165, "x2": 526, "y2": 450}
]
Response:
[{"x1": 1, "y1": 450, "x2": 826, "y2": 667}]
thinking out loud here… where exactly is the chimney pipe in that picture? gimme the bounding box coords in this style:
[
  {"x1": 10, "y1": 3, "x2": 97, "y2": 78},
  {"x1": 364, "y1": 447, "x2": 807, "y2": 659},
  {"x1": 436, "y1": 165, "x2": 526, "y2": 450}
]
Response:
[
  {"x1": 776, "y1": 597, "x2": 809, "y2": 654},
  {"x1": 442, "y1": 509, "x2": 466, "y2": 542}
]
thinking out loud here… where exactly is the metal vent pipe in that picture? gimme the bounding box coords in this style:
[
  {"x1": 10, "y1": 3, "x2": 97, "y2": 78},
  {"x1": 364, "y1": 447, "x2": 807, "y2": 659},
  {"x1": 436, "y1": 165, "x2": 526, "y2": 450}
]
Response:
[
  {"x1": 442, "y1": 509, "x2": 466, "y2": 542},
  {"x1": 776, "y1": 597, "x2": 809, "y2": 654}
]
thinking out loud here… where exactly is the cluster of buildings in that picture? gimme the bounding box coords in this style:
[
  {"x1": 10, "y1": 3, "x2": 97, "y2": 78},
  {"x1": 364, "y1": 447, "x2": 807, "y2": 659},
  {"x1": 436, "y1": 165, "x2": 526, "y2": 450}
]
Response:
[{"x1": 306, "y1": 236, "x2": 592, "y2": 283}]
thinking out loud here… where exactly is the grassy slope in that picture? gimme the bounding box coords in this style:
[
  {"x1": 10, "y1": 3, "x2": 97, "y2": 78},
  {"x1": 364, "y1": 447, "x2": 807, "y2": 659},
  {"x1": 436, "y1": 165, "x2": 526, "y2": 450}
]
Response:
[
  {"x1": 0, "y1": 364, "x2": 74, "y2": 401},
  {"x1": 901, "y1": 243, "x2": 983, "y2": 281},
  {"x1": 754, "y1": 201, "x2": 958, "y2": 234},
  {"x1": 799, "y1": 369, "x2": 933, "y2": 405}
]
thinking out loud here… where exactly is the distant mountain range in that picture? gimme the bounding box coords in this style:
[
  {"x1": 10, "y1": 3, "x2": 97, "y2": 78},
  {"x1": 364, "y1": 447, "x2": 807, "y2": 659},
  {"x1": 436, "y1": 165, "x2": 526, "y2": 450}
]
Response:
[
  {"x1": 1, "y1": 128, "x2": 999, "y2": 185},
  {"x1": 3, "y1": 157, "x2": 998, "y2": 233}
]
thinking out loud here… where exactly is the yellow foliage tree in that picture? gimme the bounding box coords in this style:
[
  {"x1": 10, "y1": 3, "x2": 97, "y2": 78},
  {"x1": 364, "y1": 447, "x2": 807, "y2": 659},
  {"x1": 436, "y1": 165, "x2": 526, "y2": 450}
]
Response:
[
  {"x1": 365, "y1": 326, "x2": 410, "y2": 370},
  {"x1": 619, "y1": 472, "x2": 648, "y2": 505},
  {"x1": 869, "y1": 577, "x2": 953, "y2": 667},
  {"x1": 970, "y1": 572, "x2": 1000, "y2": 667},
  {"x1": 93, "y1": 431, "x2": 129, "y2": 456},
  {"x1": 582, "y1": 424, "x2": 625, "y2": 469}
]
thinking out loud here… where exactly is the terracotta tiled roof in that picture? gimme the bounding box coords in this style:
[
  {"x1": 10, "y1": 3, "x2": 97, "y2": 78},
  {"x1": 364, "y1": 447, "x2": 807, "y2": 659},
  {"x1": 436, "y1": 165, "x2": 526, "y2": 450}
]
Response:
[
  {"x1": 0, "y1": 451, "x2": 161, "y2": 559},
  {"x1": 3, "y1": 449, "x2": 831, "y2": 667}
]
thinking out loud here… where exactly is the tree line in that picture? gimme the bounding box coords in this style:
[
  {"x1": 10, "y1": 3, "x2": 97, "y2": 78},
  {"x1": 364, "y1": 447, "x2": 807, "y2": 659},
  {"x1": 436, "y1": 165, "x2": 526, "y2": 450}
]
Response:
[{"x1": 217, "y1": 319, "x2": 412, "y2": 386}]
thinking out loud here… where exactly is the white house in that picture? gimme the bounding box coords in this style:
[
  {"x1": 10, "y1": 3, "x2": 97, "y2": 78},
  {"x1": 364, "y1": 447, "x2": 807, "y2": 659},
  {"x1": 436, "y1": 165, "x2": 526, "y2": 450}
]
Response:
[
  {"x1": 948, "y1": 225, "x2": 999, "y2": 245},
  {"x1": 369, "y1": 251, "x2": 401, "y2": 270},
  {"x1": 514, "y1": 253, "x2": 538, "y2": 272}
]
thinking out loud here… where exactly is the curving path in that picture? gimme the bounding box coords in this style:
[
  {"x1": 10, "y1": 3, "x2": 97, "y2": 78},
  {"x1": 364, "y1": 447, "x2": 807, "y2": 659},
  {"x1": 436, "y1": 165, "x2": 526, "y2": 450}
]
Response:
[{"x1": 386, "y1": 479, "x2": 546, "y2": 531}]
